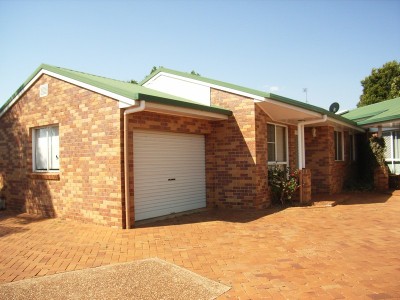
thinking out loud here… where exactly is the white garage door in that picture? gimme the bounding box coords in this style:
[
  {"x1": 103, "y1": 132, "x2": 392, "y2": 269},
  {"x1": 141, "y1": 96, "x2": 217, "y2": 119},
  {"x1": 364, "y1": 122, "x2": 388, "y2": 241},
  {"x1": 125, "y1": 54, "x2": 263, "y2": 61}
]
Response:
[{"x1": 133, "y1": 130, "x2": 206, "y2": 221}]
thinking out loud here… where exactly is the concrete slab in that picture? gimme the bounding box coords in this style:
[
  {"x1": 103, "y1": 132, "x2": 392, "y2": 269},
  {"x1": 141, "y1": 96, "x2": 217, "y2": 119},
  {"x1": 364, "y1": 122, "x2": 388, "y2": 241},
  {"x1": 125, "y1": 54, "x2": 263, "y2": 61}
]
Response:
[{"x1": 0, "y1": 258, "x2": 230, "y2": 300}]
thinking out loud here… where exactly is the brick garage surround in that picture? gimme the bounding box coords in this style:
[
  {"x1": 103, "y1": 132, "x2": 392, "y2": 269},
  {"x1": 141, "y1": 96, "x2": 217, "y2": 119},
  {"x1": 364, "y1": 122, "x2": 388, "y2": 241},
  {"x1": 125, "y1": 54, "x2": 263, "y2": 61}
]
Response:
[
  {"x1": 125, "y1": 112, "x2": 213, "y2": 226},
  {"x1": 0, "y1": 75, "x2": 124, "y2": 227}
]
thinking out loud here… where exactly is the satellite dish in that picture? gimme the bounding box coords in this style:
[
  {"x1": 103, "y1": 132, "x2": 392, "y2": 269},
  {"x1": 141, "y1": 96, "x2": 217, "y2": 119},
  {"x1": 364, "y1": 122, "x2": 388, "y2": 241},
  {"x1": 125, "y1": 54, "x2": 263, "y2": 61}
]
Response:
[{"x1": 329, "y1": 102, "x2": 340, "y2": 113}]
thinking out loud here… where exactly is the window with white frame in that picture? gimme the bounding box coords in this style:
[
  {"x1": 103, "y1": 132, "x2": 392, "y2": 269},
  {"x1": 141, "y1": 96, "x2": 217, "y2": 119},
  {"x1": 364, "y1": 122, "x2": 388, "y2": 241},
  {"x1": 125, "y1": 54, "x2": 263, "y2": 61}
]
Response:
[
  {"x1": 383, "y1": 130, "x2": 400, "y2": 174},
  {"x1": 334, "y1": 130, "x2": 343, "y2": 161},
  {"x1": 33, "y1": 125, "x2": 59, "y2": 172},
  {"x1": 267, "y1": 123, "x2": 288, "y2": 166}
]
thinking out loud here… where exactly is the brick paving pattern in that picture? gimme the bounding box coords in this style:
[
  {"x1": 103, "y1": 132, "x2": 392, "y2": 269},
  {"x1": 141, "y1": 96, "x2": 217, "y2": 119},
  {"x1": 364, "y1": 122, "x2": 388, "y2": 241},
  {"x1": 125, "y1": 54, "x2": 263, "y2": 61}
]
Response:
[{"x1": 0, "y1": 192, "x2": 399, "y2": 299}]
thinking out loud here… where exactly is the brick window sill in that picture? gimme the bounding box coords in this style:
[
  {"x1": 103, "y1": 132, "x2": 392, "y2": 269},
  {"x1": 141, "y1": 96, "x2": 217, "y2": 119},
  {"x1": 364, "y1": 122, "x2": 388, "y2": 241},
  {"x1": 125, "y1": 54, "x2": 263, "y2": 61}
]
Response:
[{"x1": 28, "y1": 173, "x2": 60, "y2": 181}]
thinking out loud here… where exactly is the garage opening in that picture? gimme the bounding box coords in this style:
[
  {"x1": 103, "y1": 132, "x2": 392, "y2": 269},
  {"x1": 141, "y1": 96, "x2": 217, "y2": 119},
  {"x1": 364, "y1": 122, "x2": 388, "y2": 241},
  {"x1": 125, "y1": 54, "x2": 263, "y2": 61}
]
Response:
[{"x1": 133, "y1": 130, "x2": 206, "y2": 221}]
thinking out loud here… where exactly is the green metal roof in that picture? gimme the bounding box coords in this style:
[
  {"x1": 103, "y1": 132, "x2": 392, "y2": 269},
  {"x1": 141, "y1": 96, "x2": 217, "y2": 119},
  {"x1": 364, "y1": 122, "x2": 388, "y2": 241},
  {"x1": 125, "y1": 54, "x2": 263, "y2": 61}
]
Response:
[
  {"x1": 342, "y1": 97, "x2": 400, "y2": 126},
  {"x1": 141, "y1": 67, "x2": 360, "y2": 127},
  {"x1": 0, "y1": 64, "x2": 232, "y2": 117}
]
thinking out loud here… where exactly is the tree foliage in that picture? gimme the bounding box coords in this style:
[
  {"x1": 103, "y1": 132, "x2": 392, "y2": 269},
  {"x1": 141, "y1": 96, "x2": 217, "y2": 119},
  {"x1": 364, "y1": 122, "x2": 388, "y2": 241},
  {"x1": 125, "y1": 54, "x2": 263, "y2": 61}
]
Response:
[
  {"x1": 150, "y1": 66, "x2": 158, "y2": 74},
  {"x1": 357, "y1": 60, "x2": 400, "y2": 107},
  {"x1": 190, "y1": 70, "x2": 201, "y2": 76}
]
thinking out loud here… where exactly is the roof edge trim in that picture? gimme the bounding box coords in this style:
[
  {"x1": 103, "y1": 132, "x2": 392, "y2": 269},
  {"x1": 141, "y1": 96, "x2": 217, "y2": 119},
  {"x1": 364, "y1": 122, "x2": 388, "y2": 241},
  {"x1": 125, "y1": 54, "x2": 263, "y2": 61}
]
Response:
[{"x1": 137, "y1": 93, "x2": 232, "y2": 116}]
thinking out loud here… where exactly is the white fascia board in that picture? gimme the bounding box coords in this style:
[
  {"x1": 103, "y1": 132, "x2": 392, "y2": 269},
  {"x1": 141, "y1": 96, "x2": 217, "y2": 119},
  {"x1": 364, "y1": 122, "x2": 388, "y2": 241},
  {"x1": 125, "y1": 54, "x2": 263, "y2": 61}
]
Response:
[
  {"x1": 145, "y1": 102, "x2": 228, "y2": 120},
  {"x1": 327, "y1": 116, "x2": 365, "y2": 132},
  {"x1": 145, "y1": 72, "x2": 265, "y2": 101},
  {"x1": 0, "y1": 69, "x2": 135, "y2": 118},
  {"x1": 263, "y1": 98, "x2": 322, "y2": 118}
]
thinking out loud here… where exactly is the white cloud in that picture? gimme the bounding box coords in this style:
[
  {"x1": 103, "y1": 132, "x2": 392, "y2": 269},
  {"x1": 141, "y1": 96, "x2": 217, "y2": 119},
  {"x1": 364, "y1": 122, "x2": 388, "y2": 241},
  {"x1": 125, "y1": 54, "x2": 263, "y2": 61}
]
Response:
[{"x1": 269, "y1": 86, "x2": 279, "y2": 92}]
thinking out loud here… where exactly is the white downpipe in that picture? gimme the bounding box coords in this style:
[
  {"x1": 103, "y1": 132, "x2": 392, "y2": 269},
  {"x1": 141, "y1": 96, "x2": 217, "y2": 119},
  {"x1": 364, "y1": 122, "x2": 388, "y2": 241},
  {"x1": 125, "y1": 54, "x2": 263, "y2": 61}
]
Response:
[
  {"x1": 298, "y1": 115, "x2": 328, "y2": 169},
  {"x1": 297, "y1": 123, "x2": 303, "y2": 169},
  {"x1": 124, "y1": 100, "x2": 146, "y2": 229}
]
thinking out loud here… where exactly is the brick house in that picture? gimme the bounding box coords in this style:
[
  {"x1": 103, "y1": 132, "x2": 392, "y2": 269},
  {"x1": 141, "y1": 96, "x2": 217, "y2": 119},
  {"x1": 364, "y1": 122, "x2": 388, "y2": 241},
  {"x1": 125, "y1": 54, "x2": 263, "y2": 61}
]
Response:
[{"x1": 0, "y1": 64, "x2": 363, "y2": 228}]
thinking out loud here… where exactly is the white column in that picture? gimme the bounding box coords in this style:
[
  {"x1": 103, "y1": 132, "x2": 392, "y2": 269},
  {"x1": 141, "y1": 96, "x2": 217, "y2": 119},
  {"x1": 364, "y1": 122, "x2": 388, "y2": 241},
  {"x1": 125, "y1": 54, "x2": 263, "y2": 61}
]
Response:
[{"x1": 297, "y1": 123, "x2": 303, "y2": 169}]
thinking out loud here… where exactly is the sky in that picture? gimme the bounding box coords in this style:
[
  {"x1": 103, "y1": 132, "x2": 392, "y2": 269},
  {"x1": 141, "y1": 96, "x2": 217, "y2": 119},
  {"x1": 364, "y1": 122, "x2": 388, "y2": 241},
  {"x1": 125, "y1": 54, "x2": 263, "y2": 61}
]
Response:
[{"x1": 0, "y1": 0, "x2": 399, "y2": 111}]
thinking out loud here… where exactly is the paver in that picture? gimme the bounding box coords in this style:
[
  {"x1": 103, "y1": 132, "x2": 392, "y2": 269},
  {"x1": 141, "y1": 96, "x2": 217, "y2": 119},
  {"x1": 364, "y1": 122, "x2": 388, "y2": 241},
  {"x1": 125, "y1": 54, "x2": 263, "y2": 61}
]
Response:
[{"x1": 0, "y1": 191, "x2": 399, "y2": 299}]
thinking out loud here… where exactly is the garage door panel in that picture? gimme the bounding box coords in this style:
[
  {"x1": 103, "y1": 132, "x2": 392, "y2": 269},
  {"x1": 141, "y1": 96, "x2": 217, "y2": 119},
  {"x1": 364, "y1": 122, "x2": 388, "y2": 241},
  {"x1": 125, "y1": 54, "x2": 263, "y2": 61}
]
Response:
[
  {"x1": 135, "y1": 187, "x2": 205, "y2": 202},
  {"x1": 135, "y1": 195, "x2": 205, "y2": 212},
  {"x1": 135, "y1": 186, "x2": 204, "y2": 197},
  {"x1": 135, "y1": 202, "x2": 204, "y2": 221},
  {"x1": 133, "y1": 130, "x2": 206, "y2": 221},
  {"x1": 134, "y1": 177, "x2": 205, "y2": 186},
  {"x1": 135, "y1": 197, "x2": 205, "y2": 220}
]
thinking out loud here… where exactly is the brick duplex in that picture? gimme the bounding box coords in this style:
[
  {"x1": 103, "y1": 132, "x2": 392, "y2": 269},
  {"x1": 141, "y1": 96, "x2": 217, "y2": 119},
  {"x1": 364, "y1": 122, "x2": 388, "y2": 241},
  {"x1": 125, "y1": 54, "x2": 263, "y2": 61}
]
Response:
[{"x1": 0, "y1": 64, "x2": 364, "y2": 228}]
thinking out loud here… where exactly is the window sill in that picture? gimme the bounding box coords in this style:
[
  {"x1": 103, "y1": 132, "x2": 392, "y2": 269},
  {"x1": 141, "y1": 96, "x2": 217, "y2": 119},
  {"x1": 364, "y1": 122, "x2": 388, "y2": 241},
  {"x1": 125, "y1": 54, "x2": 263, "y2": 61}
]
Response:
[{"x1": 28, "y1": 172, "x2": 60, "y2": 181}]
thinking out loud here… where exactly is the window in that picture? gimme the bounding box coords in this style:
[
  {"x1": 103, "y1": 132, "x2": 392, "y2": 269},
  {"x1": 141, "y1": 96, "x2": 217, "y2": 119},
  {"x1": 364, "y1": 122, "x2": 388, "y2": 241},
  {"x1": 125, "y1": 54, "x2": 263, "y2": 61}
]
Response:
[
  {"x1": 383, "y1": 130, "x2": 400, "y2": 174},
  {"x1": 267, "y1": 124, "x2": 288, "y2": 166},
  {"x1": 33, "y1": 125, "x2": 59, "y2": 172},
  {"x1": 334, "y1": 130, "x2": 343, "y2": 161}
]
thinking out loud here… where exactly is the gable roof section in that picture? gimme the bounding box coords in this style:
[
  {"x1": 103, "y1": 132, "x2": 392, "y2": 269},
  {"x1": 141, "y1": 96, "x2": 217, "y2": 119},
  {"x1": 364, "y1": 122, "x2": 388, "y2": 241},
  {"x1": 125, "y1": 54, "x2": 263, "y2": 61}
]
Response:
[
  {"x1": 342, "y1": 97, "x2": 400, "y2": 126},
  {"x1": 141, "y1": 67, "x2": 360, "y2": 128},
  {"x1": 0, "y1": 64, "x2": 232, "y2": 118}
]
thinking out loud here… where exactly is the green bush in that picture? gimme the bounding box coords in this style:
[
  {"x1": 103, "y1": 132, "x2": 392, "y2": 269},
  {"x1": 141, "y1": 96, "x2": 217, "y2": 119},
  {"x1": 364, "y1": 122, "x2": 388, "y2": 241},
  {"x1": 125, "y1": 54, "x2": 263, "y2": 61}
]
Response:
[
  {"x1": 369, "y1": 135, "x2": 387, "y2": 171},
  {"x1": 268, "y1": 166, "x2": 300, "y2": 206}
]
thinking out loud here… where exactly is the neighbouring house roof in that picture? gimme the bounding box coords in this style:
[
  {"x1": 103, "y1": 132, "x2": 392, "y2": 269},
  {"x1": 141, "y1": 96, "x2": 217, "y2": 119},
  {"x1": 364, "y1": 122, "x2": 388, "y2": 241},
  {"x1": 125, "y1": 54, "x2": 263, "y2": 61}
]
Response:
[
  {"x1": 141, "y1": 67, "x2": 360, "y2": 128},
  {"x1": 342, "y1": 97, "x2": 400, "y2": 126},
  {"x1": 0, "y1": 64, "x2": 232, "y2": 118}
]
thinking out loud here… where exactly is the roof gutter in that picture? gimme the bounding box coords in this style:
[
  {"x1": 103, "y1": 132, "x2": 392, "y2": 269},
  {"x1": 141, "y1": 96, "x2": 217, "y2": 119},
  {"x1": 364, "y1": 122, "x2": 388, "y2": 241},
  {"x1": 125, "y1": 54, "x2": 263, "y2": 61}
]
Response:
[{"x1": 124, "y1": 100, "x2": 146, "y2": 229}]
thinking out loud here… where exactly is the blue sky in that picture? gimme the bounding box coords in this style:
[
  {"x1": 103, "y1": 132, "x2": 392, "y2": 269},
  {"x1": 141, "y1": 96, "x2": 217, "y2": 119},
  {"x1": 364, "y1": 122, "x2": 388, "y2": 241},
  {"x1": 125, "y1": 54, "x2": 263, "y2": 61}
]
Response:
[{"x1": 0, "y1": 0, "x2": 399, "y2": 111}]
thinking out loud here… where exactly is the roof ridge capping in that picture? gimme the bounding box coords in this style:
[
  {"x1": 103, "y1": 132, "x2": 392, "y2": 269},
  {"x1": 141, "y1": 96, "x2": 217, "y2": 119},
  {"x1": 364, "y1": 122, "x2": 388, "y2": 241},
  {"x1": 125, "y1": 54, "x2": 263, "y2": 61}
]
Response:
[{"x1": 141, "y1": 67, "x2": 359, "y2": 127}]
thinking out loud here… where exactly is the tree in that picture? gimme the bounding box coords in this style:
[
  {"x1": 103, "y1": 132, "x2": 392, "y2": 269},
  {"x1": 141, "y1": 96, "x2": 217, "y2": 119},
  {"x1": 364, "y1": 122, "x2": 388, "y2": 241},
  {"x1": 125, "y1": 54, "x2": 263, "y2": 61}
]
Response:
[
  {"x1": 150, "y1": 66, "x2": 158, "y2": 74},
  {"x1": 190, "y1": 70, "x2": 201, "y2": 76},
  {"x1": 357, "y1": 60, "x2": 400, "y2": 107},
  {"x1": 128, "y1": 79, "x2": 138, "y2": 84}
]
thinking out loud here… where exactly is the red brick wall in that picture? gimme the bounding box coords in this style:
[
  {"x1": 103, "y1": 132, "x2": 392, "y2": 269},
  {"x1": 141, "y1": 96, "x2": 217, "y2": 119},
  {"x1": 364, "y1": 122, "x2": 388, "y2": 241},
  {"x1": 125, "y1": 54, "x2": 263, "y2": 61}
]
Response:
[
  {"x1": 0, "y1": 75, "x2": 123, "y2": 227},
  {"x1": 305, "y1": 126, "x2": 356, "y2": 195},
  {"x1": 207, "y1": 89, "x2": 302, "y2": 209},
  {"x1": 125, "y1": 111, "x2": 213, "y2": 225},
  {"x1": 210, "y1": 89, "x2": 260, "y2": 208},
  {"x1": 255, "y1": 105, "x2": 270, "y2": 208}
]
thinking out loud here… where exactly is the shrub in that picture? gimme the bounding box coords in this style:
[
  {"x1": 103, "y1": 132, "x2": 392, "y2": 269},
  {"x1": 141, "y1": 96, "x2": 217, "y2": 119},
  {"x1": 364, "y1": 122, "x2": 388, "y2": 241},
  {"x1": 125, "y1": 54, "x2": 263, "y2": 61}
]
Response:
[{"x1": 268, "y1": 166, "x2": 300, "y2": 206}]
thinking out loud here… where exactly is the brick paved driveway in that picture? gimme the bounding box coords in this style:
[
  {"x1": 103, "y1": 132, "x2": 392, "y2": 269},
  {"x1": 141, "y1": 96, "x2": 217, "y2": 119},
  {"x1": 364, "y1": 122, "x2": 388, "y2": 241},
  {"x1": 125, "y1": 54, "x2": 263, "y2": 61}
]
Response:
[{"x1": 1, "y1": 192, "x2": 399, "y2": 299}]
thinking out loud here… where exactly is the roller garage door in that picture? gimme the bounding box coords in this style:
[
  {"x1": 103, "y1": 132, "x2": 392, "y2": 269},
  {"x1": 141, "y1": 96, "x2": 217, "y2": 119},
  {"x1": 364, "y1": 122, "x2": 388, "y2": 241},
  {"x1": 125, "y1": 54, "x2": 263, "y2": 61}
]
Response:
[{"x1": 133, "y1": 130, "x2": 206, "y2": 221}]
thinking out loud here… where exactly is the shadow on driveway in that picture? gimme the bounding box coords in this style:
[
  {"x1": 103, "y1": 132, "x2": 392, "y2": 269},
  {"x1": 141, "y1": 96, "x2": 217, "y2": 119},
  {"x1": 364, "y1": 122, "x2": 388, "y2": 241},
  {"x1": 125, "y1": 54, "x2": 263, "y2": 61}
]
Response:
[
  {"x1": 138, "y1": 191, "x2": 398, "y2": 228},
  {"x1": 136, "y1": 206, "x2": 284, "y2": 228},
  {"x1": 336, "y1": 191, "x2": 394, "y2": 206},
  {"x1": 0, "y1": 210, "x2": 49, "y2": 238}
]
